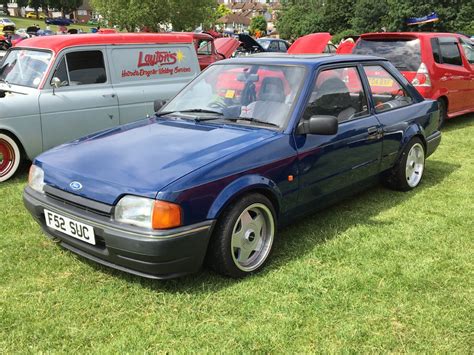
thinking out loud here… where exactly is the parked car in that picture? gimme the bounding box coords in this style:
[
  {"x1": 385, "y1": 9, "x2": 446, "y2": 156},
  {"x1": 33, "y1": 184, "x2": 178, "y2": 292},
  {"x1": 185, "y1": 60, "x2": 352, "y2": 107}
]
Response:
[
  {"x1": 0, "y1": 33, "x2": 201, "y2": 181},
  {"x1": 24, "y1": 54, "x2": 441, "y2": 279},
  {"x1": 192, "y1": 32, "x2": 239, "y2": 70},
  {"x1": 44, "y1": 17, "x2": 73, "y2": 26},
  {"x1": 0, "y1": 18, "x2": 15, "y2": 27},
  {"x1": 256, "y1": 38, "x2": 290, "y2": 52},
  {"x1": 288, "y1": 33, "x2": 340, "y2": 54},
  {"x1": 26, "y1": 12, "x2": 46, "y2": 20},
  {"x1": 353, "y1": 32, "x2": 474, "y2": 127},
  {"x1": 0, "y1": 18, "x2": 15, "y2": 36},
  {"x1": 232, "y1": 34, "x2": 266, "y2": 56}
]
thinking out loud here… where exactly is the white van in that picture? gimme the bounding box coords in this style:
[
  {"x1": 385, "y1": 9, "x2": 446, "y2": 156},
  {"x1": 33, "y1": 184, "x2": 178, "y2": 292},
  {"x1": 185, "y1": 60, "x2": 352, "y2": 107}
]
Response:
[{"x1": 0, "y1": 33, "x2": 201, "y2": 181}]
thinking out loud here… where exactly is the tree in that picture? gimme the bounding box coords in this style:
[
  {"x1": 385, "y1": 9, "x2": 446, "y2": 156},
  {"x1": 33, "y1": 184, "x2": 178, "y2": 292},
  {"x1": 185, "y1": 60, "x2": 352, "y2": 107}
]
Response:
[
  {"x1": 276, "y1": 1, "x2": 324, "y2": 40},
  {"x1": 28, "y1": 0, "x2": 47, "y2": 17},
  {"x1": 169, "y1": 0, "x2": 216, "y2": 32},
  {"x1": 214, "y1": 3, "x2": 231, "y2": 21},
  {"x1": 250, "y1": 15, "x2": 267, "y2": 36},
  {"x1": 90, "y1": 0, "x2": 217, "y2": 32},
  {"x1": 350, "y1": 0, "x2": 389, "y2": 33},
  {"x1": 384, "y1": 0, "x2": 465, "y2": 32}
]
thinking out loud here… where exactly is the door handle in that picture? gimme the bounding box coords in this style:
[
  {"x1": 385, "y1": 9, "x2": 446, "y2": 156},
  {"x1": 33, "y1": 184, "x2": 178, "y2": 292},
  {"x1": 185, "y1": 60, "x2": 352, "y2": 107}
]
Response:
[
  {"x1": 102, "y1": 94, "x2": 116, "y2": 98},
  {"x1": 367, "y1": 126, "x2": 378, "y2": 135},
  {"x1": 367, "y1": 126, "x2": 382, "y2": 140}
]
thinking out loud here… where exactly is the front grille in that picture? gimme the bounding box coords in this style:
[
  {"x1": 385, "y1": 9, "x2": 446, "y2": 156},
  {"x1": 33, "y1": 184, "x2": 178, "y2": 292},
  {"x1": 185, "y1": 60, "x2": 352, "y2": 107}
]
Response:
[{"x1": 45, "y1": 192, "x2": 112, "y2": 218}]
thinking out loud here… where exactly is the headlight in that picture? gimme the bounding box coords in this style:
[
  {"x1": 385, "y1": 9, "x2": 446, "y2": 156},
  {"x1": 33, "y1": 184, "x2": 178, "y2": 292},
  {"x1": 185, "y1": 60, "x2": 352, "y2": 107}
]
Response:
[
  {"x1": 114, "y1": 195, "x2": 182, "y2": 230},
  {"x1": 28, "y1": 165, "x2": 45, "y2": 193}
]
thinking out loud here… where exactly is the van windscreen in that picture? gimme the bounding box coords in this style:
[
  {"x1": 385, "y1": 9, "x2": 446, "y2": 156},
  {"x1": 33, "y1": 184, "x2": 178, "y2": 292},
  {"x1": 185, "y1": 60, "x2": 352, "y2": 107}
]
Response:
[{"x1": 354, "y1": 38, "x2": 421, "y2": 72}]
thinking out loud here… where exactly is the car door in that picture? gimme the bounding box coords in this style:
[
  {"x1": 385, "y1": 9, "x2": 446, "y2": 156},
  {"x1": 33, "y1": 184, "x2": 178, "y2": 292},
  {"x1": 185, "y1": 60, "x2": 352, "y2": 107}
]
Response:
[
  {"x1": 39, "y1": 48, "x2": 119, "y2": 151},
  {"x1": 433, "y1": 37, "x2": 472, "y2": 113},
  {"x1": 362, "y1": 63, "x2": 423, "y2": 171},
  {"x1": 294, "y1": 65, "x2": 383, "y2": 207},
  {"x1": 459, "y1": 37, "x2": 474, "y2": 97}
]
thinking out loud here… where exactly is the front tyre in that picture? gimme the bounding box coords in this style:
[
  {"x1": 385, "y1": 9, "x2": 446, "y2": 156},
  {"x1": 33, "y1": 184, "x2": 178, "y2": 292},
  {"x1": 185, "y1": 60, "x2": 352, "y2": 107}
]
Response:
[
  {"x1": 384, "y1": 137, "x2": 425, "y2": 191},
  {"x1": 0, "y1": 133, "x2": 22, "y2": 182},
  {"x1": 207, "y1": 193, "x2": 276, "y2": 278}
]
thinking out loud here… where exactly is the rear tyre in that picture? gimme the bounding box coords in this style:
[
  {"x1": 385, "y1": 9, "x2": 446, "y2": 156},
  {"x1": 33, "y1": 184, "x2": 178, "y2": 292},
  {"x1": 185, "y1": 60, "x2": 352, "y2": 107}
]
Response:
[
  {"x1": 206, "y1": 193, "x2": 276, "y2": 278},
  {"x1": 437, "y1": 98, "x2": 447, "y2": 129},
  {"x1": 0, "y1": 133, "x2": 22, "y2": 182},
  {"x1": 383, "y1": 137, "x2": 425, "y2": 192}
]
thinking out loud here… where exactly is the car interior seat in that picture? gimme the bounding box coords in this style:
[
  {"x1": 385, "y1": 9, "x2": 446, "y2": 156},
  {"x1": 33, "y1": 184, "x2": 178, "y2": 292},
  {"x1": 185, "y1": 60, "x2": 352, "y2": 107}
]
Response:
[
  {"x1": 313, "y1": 77, "x2": 356, "y2": 122},
  {"x1": 258, "y1": 77, "x2": 286, "y2": 102}
]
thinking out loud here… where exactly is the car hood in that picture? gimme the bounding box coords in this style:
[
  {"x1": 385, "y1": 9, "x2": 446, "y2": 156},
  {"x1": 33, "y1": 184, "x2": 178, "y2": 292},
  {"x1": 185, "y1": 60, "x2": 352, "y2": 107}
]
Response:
[
  {"x1": 238, "y1": 34, "x2": 265, "y2": 52},
  {"x1": 214, "y1": 37, "x2": 240, "y2": 58},
  {"x1": 287, "y1": 32, "x2": 332, "y2": 54},
  {"x1": 37, "y1": 118, "x2": 276, "y2": 205}
]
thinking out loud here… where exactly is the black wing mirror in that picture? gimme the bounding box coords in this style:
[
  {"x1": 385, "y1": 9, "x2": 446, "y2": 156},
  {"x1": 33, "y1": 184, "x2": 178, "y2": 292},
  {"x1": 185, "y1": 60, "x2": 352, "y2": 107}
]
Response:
[
  {"x1": 154, "y1": 99, "x2": 167, "y2": 112},
  {"x1": 297, "y1": 115, "x2": 338, "y2": 135}
]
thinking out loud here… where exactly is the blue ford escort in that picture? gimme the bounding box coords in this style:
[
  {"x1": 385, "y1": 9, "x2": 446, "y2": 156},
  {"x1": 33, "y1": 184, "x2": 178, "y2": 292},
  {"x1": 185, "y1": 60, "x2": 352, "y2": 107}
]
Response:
[{"x1": 23, "y1": 54, "x2": 441, "y2": 279}]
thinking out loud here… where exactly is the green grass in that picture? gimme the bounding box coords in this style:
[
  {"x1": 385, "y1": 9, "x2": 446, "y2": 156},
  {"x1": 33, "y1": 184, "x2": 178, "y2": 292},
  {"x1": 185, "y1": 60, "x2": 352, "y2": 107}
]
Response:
[
  {"x1": 5, "y1": 16, "x2": 98, "y2": 33},
  {"x1": 1, "y1": 115, "x2": 473, "y2": 352}
]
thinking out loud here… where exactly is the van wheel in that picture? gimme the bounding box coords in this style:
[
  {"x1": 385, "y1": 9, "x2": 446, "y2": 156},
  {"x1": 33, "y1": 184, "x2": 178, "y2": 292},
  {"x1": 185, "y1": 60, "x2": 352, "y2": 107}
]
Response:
[
  {"x1": 437, "y1": 98, "x2": 447, "y2": 129},
  {"x1": 0, "y1": 133, "x2": 22, "y2": 182},
  {"x1": 206, "y1": 193, "x2": 276, "y2": 278},
  {"x1": 383, "y1": 137, "x2": 425, "y2": 191}
]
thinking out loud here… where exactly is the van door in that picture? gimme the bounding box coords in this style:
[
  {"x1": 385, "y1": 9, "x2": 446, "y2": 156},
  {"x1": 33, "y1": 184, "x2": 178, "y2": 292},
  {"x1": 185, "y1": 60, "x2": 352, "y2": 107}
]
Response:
[
  {"x1": 106, "y1": 44, "x2": 200, "y2": 125},
  {"x1": 39, "y1": 48, "x2": 119, "y2": 151}
]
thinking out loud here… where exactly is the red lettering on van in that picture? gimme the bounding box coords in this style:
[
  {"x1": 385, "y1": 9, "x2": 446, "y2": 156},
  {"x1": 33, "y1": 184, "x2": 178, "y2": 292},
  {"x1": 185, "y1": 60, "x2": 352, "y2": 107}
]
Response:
[{"x1": 137, "y1": 51, "x2": 178, "y2": 68}]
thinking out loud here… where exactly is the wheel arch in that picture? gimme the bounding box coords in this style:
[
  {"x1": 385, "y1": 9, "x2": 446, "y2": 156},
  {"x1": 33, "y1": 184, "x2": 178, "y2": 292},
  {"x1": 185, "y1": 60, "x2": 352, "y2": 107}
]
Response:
[
  {"x1": 207, "y1": 174, "x2": 282, "y2": 222},
  {"x1": 0, "y1": 128, "x2": 27, "y2": 158},
  {"x1": 396, "y1": 125, "x2": 427, "y2": 163}
]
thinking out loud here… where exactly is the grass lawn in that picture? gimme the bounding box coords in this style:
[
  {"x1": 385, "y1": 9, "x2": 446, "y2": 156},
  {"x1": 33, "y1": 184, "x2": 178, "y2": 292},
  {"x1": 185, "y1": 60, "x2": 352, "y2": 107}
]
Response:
[
  {"x1": 5, "y1": 16, "x2": 98, "y2": 33},
  {"x1": 0, "y1": 114, "x2": 473, "y2": 352}
]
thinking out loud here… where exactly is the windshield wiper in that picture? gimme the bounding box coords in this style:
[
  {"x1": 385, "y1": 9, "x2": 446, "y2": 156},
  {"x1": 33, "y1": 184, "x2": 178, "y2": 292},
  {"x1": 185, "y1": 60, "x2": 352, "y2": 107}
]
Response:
[
  {"x1": 156, "y1": 108, "x2": 223, "y2": 119},
  {"x1": 226, "y1": 117, "x2": 280, "y2": 128},
  {"x1": 0, "y1": 78, "x2": 11, "y2": 88}
]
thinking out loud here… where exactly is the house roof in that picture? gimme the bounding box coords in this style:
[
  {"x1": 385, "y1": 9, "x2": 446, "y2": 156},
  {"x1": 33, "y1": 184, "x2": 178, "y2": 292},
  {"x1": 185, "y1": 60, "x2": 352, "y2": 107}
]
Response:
[{"x1": 217, "y1": 13, "x2": 251, "y2": 26}]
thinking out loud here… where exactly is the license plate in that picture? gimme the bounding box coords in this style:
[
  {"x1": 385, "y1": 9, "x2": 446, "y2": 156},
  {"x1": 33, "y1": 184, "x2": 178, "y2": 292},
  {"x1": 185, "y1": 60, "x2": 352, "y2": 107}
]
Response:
[
  {"x1": 44, "y1": 209, "x2": 96, "y2": 245},
  {"x1": 368, "y1": 77, "x2": 394, "y2": 87}
]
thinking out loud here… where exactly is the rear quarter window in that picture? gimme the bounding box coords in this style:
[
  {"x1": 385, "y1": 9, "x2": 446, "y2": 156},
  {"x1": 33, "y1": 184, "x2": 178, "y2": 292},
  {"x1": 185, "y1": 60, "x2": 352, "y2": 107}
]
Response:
[
  {"x1": 438, "y1": 38, "x2": 463, "y2": 66},
  {"x1": 354, "y1": 38, "x2": 421, "y2": 72}
]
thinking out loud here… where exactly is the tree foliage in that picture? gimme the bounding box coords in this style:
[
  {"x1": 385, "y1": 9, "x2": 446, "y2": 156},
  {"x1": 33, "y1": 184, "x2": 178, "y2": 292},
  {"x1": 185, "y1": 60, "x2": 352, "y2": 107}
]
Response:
[
  {"x1": 250, "y1": 15, "x2": 267, "y2": 36},
  {"x1": 48, "y1": 0, "x2": 83, "y2": 16},
  {"x1": 90, "y1": 0, "x2": 217, "y2": 32},
  {"x1": 278, "y1": 0, "x2": 474, "y2": 41}
]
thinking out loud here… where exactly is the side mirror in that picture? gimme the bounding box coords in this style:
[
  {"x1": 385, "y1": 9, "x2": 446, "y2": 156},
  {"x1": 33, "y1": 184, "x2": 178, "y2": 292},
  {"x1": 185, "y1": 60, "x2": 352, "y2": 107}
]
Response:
[
  {"x1": 51, "y1": 77, "x2": 62, "y2": 88},
  {"x1": 297, "y1": 115, "x2": 338, "y2": 135},
  {"x1": 154, "y1": 99, "x2": 167, "y2": 112}
]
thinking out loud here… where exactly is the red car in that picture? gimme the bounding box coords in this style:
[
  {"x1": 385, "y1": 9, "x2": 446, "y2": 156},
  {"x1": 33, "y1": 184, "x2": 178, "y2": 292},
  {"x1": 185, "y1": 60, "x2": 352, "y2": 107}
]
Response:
[{"x1": 353, "y1": 32, "x2": 474, "y2": 126}]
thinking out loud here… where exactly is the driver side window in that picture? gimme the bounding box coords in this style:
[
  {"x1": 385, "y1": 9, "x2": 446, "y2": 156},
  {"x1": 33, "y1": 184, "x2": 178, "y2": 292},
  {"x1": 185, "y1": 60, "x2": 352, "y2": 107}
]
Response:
[
  {"x1": 302, "y1": 67, "x2": 369, "y2": 123},
  {"x1": 53, "y1": 57, "x2": 69, "y2": 86},
  {"x1": 52, "y1": 50, "x2": 107, "y2": 87}
]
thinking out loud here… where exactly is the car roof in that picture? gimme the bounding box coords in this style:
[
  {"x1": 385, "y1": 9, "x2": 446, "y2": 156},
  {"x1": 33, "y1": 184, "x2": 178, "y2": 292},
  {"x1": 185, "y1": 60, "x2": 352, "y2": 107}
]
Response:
[
  {"x1": 218, "y1": 53, "x2": 384, "y2": 66},
  {"x1": 360, "y1": 32, "x2": 463, "y2": 39},
  {"x1": 16, "y1": 33, "x2": 195, "y2": 53}
]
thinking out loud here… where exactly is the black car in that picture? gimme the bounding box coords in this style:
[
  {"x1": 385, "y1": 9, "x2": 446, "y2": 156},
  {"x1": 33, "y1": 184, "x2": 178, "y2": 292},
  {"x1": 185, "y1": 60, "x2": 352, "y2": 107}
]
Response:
[{"x1": 257, "y1": 38, "x2": 290, "y2": 52}]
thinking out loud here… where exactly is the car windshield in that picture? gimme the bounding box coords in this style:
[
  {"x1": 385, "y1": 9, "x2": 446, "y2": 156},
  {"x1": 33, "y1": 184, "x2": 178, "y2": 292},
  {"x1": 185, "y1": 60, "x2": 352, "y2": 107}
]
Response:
[
  {"x1": 257, "y1": 39, "x2": 271, "y2": 50},
  {"x1": 0, "y1": 49, "x2": 51, "y2": 88},
  {"x1": 162, "y1": 63, "x2": 306, "y2": 130},
  {"x1": 354, "y1": 38, "x2": 422, "y2": 72}
]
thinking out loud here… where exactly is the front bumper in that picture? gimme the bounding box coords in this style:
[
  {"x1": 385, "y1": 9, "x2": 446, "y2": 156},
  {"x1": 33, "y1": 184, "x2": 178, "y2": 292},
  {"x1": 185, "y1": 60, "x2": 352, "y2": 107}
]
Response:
[{"x1": 23, "y1": 186, "x2": 215, "y2": 279}]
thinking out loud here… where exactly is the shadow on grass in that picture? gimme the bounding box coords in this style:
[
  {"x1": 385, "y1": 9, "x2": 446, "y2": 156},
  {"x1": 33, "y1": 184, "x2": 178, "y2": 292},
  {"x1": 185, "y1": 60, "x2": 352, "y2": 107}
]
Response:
[
  {"x1": 442, "y1": 113, "x2": 474, "y2": 133},
  {"x1": 81, "y1": 158, "x2": 459, "y2": 294}
]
